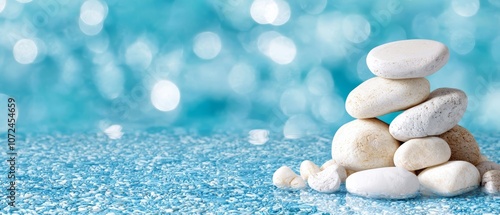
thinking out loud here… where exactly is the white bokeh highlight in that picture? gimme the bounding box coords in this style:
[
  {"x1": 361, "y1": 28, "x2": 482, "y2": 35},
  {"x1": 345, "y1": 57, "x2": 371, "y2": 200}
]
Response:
[
  {"x1": 450, "y1": 31, "x2": 475, "y2": 55},
  {"x1": 151, "y1": 80, "x2": 181, "y2": 112},
  {"x1": 126, "y1": 40, "x2": 153, "y2": 70},
  {"x1": 95, "y1": 63, "x2": 125, "y2": 100},
  {"x1": 343, "y1": 14, "x2": 371, "y2": 43},
  {"x1": 80, "y1": 0, "x2": 107, "y2": 25},
  {"x1": 452, "y1": 0, "x2": 480, "y2": 17},
  {"x1": 0, "y1": 0, "x2": 6, "y2": 13},
  {"x1": 13, "y1": 39, "x2": 38, "y2": 64},
  {"x1": 228, "y1": 63, "x2": 257, "y2": 94},
  {"x1": 193, "y1": 32, "x2": 222, "y2": 60},
  {"x1": 259, "y1": 32, "x2": 296, "y2": 64}
]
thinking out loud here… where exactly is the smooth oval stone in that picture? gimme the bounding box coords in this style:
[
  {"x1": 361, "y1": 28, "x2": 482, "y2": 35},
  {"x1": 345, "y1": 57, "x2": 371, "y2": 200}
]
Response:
[
  {"x1": 346, "y1": 167, "x2": 419, "y2": 199},
  {"x1": 394, "y1": 137, "x2": 451, "y2": 171},
  {"x1": 366, "y1": 39, "x2": 449, "y2": 79},
  {"x1": 439, "y1": 125, "x2": 481, "y2": 165},
  {"x1": 476, "y1": 161, "x2": 500, "y2": 179},
  {"x1": 332, "y1": 119, "x2": 400, "y2": 171},
  {"x1": 482, "y1": 170, "x2": 500, "y2": 194},
  {"x1": 345, "y1": 77, "x2": 430, "y2": 118},
  {"x1": 418, "y1": 161, "x2": 480, "y2": 197},
  {"x1": 389, "y1": 88, "x2": 468, "y2": 141}
]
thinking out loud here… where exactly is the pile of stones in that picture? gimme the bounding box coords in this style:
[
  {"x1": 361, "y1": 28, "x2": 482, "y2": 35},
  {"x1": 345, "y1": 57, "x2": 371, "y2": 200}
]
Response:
[{"x1": 273, "y1": 39, "x2": 500, "y2": 198}]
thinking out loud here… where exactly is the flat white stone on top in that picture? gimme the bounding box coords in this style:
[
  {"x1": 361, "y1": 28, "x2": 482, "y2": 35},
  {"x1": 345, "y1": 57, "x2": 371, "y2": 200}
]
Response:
[
  {"x1": 345, "y1": 77, "x2": 430, "y2": 118},
  {"x1": 367, "y1": 39, "x2": 449, "y2": 79},
  {"x1": 346, "y1": 167, "x2": 419, "y2": 199},
  {"x1": 389, "y1": 88, "x2": 468, "y2": 142}
]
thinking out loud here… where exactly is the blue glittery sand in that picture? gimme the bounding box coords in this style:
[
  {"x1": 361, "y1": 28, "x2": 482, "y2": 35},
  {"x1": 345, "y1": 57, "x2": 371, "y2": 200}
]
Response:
[{"x1": 1, "y1": 131, "x2": 499, "y2": 214}]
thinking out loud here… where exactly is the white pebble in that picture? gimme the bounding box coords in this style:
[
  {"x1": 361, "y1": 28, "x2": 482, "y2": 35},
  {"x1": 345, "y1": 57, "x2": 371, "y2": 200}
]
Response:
[
  {"x1": 320, "y1": 159, "x2": 337, "y2": 171},
  {"x1": 308, "y1": 165, "x2": 342, "y2": 193},
  {"x1": 346, "y1": 167, "x2": 419, "y2": 199},
  {"x1": 389, "y1": 88, "x2": 468, "y2": 141},
  {"x1": 272, "y1": 166, "x2": 306, "y2": 190},
  {"x1": 418, "y1": 161, "x2": 480, "y2": 196},
  {"x1": 393, "y1": 137, "x2": 451, "y2": 171},
  {"x1": 366, "y1": 39, "x2": 449, "y2": 79},
  {"x1": 332, "y1": 119, "x2": 400, "y2": 171},
  {"x1": 248, "y1": 129, "x2": 270, "y2": 145},
  {"x1": 482, "y1": 170, "x2": 500, "y2": 194},
  {"x1": 345, "y1": 77, "x2": 430, "y2": 118},
  {"x1": 299, "y1": 160, "x2": 320, "y2": 181}
]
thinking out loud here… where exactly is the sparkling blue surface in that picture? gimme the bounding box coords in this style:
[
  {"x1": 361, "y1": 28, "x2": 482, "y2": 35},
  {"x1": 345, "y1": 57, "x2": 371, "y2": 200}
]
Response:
[
  {"x1": 1, "y1": 1, "x2": 500, "y2": 214},
  {"x1": 1, "y1": 131, "x2": 498, "y2": 214}
]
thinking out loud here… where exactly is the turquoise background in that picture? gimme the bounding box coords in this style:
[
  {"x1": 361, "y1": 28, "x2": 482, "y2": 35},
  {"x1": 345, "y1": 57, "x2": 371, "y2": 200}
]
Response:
[{"x1": 0, "y1": 0, "x2": 499, "y2": 135}]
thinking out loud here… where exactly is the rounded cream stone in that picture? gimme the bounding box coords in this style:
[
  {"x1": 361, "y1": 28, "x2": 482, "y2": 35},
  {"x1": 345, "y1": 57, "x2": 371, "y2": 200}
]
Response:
[
  {"x1": 320, "y1": 159, "x2": 337, "y2": 171},
  {"x1": 332, "y1": 119, "x2": 400, "y2": 171},
  {"x1": 346, "y1": 167, "x2": 419, "y2": 199},
  {"x1": 482, "y1": 170, "x2": 500, "y2": 194},
  {"x1": 476, "y1": 161, "x2": 500, "y2": 179},
  {"x1": 308, "y1": 165, "x2": 342, "y2": 193},
  {"x1": 273, "y1": 166, "x2": 306, "y2": 190},
  {"x1": 366, "y1": 39, "x2": 449, "y2": 79},
  {"x1": 346, "y1": 77, "x2": 430, "y2": 118},
  {"x1": 393, "y1": 137, "x2": 451, "y2": 171},
  {"x1": 299, "y1": 160, "x2": 320, "y2": 181},
  {"x1": 389, "y1": 88, "x2": 468, "y2": 142},
  {"x1": 439, "y1": 125, "x2": 481, "y2": 165},
  {"x1": 418, "y1": 161, "x2": 480, "y2": 197}
]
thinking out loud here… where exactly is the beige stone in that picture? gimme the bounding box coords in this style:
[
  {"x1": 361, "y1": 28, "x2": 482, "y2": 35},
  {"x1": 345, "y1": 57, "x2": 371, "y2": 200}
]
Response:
[
  {"x1": 418, "y1": 161, "x2": 480, "y2": 196},
  {"x1": 393, "y1": 137, "x2": 451, "y2": 171},
  {"x1": 439, "y1": 125, "x2": 481, "y2": 165},
  {"x1": 346, "y1": 77, "x2": 430, "y2": 118},
  {"x1": 332, "y1": 119, "x2": 400, "y2": 171}
]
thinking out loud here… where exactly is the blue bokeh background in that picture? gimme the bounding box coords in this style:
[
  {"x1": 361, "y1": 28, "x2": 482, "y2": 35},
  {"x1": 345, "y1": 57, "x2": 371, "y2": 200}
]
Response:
[{"x1": 1, "y1": 0, "x2": 499, "y2": 135}]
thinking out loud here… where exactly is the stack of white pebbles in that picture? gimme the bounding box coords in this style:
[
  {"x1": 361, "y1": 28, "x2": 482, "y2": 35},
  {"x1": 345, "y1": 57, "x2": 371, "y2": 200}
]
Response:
[{"x1": 273, "y1": 39, "x2": 500, "y2": 198}]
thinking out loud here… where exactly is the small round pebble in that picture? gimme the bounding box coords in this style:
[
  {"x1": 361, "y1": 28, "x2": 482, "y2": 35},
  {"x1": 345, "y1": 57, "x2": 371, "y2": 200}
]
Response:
[
  {"x1": 439, "y1": 125, "x2": 481, "y2": 165},
  {"x1": 418, "y1": 161, "x2": 480, "y2": 197},
  {"x1": 390, "y1": 88, "x2": 468, "y2": 142},
  {"x1": 320, "y1": 159, "x2": 337, "y2": 171},
  {"x1": 393, "y1": 137, "x2": 451, "y2": 171},
  {"x1": 308, "y1": 165, "x2": 342, "y2": 193},
  {"x1": 346, "y1": 167, "x2": 419, "y2": 199},
  {"x1": 332, "y1": 119, "x2": 400, "y2": 171},
  {"x1": 366, "y1": 39, "x2": 449, "y2": 79},
  {"x1": 273, "y1": 166, "x2": 306, "y2": 190},
  {"x1": 476, "y1": 161, "x2": 500, "y2": 180},
  {"x1": 346, "y1": 77, "x2": 430, "y2": 118},
  {"x1": 482, "y1": 170, "x2": 500, "y2": 194},
  {"x1": 300, "y1": 160, "x2": 321, "y2": 181}
]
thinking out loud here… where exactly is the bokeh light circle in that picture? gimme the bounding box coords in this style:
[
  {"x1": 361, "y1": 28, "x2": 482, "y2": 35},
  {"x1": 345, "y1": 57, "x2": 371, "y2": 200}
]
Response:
[
  {"x1": 13, "y1": 39, "x2": 38, "y2": 64},
  {"x1": 0, "y1": 0, "x2": 6, "y2": 13},
  {"x1": 342, "y1": 14, "x2": 371, "y2": 43},
  {"x1": 452, "y1": 0, "x2": 480, "y2": 17},
  {"x1": 267, "y1": 35, "x2": 297, "y2": 64},
  {"x1": 80, "y1": 0, "x2": 107, "y2": 25},
  {"x1": 450, "y1": 31, "x2": 475, "y2": 55},
  {"x1": 228, "y1": 63, "x2": 257, "y2": 94},
  {"x1": 193, "y1": 32, "x2": 222, "y2": 60},
  {"x1": 126, "y1": 40, "x2": 153, "y2": 70},
  {"x1": 151, "y1": 80, "x2": 181, "y2": 112}
]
